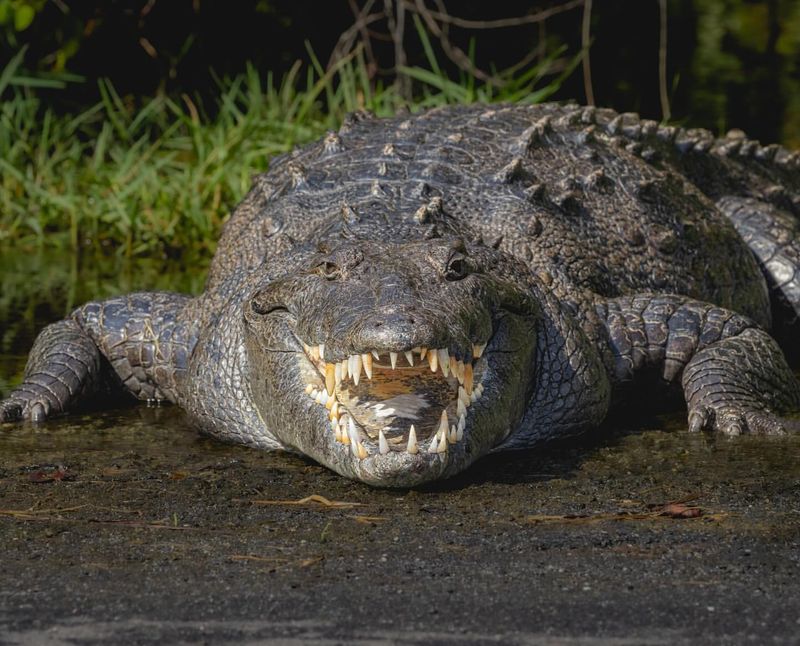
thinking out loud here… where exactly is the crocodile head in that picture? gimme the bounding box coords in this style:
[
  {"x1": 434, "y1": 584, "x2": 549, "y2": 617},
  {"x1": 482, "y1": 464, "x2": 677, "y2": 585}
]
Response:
[{"x1": 243, "y1": 238, "x2": 539, "y2": 487}]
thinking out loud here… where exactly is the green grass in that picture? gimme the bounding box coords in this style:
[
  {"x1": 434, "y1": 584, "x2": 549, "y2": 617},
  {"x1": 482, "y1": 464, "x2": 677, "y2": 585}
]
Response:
[{"x1": 0, "y1": 45, "x2": 575, "y2": 257}]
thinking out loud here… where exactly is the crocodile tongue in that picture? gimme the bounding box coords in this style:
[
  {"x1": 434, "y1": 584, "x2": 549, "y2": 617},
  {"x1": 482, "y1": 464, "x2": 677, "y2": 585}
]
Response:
[
  {"x1": 338, "y1": 360, "x2": 454, "y2": 442},
  {"x1": 301, "y1": 344, "x2": 486, "y2": 457}
]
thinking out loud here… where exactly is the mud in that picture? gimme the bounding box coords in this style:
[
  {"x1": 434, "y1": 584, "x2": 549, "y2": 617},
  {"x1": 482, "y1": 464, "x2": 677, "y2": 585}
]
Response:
[
  {"x1": 1, "y1": 252, "x2": 799, "y2": 644},
  {"x1": 1, "y1": 404, "x2": 799, "y2": 645}
]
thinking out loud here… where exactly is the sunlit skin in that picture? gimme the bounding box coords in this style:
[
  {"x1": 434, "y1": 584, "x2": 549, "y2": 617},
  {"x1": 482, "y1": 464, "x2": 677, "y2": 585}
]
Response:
[{"x1": 2, "y1": 103, "x2": 799, "y2": 486}]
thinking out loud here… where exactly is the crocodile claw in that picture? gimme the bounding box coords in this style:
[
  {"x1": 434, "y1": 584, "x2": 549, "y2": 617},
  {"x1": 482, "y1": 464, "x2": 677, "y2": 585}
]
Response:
[{"x1": 0, "y1": 399, "x2": 23, "y2": 423}]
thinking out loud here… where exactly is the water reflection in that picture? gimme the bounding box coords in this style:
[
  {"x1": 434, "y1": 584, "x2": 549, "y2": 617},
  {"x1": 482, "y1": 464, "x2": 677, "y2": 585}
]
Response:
[{"x1": 0, "y1": 249, "x2": 208, "y2": 392}]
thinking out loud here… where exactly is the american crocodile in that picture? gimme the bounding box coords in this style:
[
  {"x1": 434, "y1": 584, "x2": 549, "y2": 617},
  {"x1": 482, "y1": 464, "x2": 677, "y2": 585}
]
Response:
[{"x1": 2, "y1": 103, "x2": 800, "y2": 486}]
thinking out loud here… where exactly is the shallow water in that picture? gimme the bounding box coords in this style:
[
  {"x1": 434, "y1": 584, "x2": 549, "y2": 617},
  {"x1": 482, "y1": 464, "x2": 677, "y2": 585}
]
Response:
[{"x1": 1, "y1": 251, "x2": 799, "y2": 643}]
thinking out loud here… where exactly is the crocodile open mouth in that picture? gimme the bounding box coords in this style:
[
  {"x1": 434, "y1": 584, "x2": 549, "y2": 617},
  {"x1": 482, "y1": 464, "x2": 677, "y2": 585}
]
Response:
[{"x1": 299, "y1": 343, "x2": 487, "y2": 458}]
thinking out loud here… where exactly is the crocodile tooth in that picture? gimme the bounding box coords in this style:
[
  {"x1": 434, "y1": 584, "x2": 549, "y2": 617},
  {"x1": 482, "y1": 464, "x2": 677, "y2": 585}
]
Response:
[
  {"x1": 449, "y1": 425, "x2": 458, "y2": 444},
  {"x1": 310, "y1": 345, "x2": 320, "y2": 361},
  {"x1": 464, "y1": 363, "x2": 474, "y2": 395},
  {"x1": 457, "y1": 397, "x2": 467, "y2": 419},
  {"x1": 473, "y1": 343, "x2": 486, "y2": 359},
  {"x1": 334, "y1": 362, "x2": 343, "y2": 387},
  {"x1": 329, "y1": 401, "x2": 338, "y2": 418},
  {"x1": 436, "y1": 429, "x2": 448, "y2": 453},
  {"x1": 372, "y1": 350, "x2": 380, "y2": 360},
  {"x1": 325, "y1": 395, "x2": 335, "y2": 410},
  {"x1": 449, "y1": 356, "x2": 458, "y2": 378},
  {"x1": 348, "y1": 417, "x2": 359, "y2": 449},
  {"x1": 404, "y1": 351, "x2": 414, "y2": 366},
  {"x1": 304, "y1": 384, "x2": 314, "y2": 395},
  {"x1": 317, "y1": 390, "x2": 328, "y2": 406},
  {"x1": 428, "y1": 434, "x2": 439, "y2": 453},
  {"x1": 439, "y1": 409, "x2": 449, "y2": 436},
  {"x1": 357, "y1": 441, "x2": 368, "y2": 459},
  {"x1": 325, "y1": 363, "x2": 335, "y2": 396},
  {"x1": 419, "y1": 347, "x2": 428, "y2": 359},
  {"x1": 390, "y1": 352, "x2": 398, "y2": 369},
  {"x1": 456, "y1": 417, "x2": 464, "y2": 440},
  {"x1": 309, "y1": 388, "x2": 319, "y2": 399},
  {"x1": 352, "y1": 354, "x2": 362, "y2": 386},
  {"x1": 456, "y1": 361, "x2": 465, "y2": 384},
  {"x1": 318, "y1": 344, "x2": 325, "y2": 361},
  {"x1": 429, "y1": 350, "x2": 439, "y2": 373},
  {"x1": 458, "y1": 386, "x2": 469, "y2": 407},
  {"x1": 341, "y1": 359, "x2": 349, "y2": 380},
  {"x1": 438, "y1": 349, "x2": 450, "y2": 377},
  {"x1": 407, "y1": 425, "x2": 418, "y2": 454},
  {"x1": 379, "y1": 430, "x2": 389, "y2": 455},
  {"x1": 340, "y1": 417, "x2": 351, "y2": 445},
  {"x1": 362, "y1": 353, "x2": 373, "y2": 380},
  {"x1": 334, "y1": 424, "x2": 342, "y2": 442}
]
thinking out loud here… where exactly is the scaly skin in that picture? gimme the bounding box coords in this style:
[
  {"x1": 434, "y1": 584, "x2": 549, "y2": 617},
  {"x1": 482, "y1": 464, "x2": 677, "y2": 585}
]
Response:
[{"x1": 2, "y1": 103, "x2": 800, "y2": 486}]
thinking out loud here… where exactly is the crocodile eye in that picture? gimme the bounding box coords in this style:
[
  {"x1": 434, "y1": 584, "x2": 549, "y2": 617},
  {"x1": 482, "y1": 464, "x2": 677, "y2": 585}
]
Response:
[{"x1": 445, "y1": 254, "x2": 469, "y2": 281}]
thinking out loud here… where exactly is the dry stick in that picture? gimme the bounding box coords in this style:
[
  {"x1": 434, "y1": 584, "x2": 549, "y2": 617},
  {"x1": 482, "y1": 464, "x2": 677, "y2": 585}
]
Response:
[
  {"x1": 537, "y1": 21, "x2": 546, "y2": 66},
  {"x1": 327, "y1": 6, "x2": 383, "y2": 69},
  {"x1": 246, "y1": 494, "x2": 363, "y2": 509},
  {"x1": 331, "y1": 0, "x2": 584, "y2": 95},
  {"x1": 419, "y1": 0, "x2": 586, "y2": 29},
  {"x1": 328, "y1": 13, "x2": 383, "y2": 68},
  {"x1": 409, "y1": 0, "x2": 583, "y2": 82},
  {"x1": 348, "y1": 0, "x2": 379, "y2": 77},
  {"x1": 411, "y1": 0, "x2": 501, "y2": 87},
  {"x1": 581, "y1": 0, "x2": 594, "y2": 105},
  {"x1": 386, "y1": 0, "x2": 411, "y2": 101},
  {"x1": 658, "y1": 0, "x2": 671, "y2": 121}
]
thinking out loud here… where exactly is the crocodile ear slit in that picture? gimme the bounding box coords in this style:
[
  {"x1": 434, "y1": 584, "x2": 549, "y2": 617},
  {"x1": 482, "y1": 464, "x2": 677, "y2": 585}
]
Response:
[
  {"x1": 248, "y1": 289, "x2": 289, "y2": 317},
  {"x1": 251, "y1": 300, "x2": 290, "y2": 317}
]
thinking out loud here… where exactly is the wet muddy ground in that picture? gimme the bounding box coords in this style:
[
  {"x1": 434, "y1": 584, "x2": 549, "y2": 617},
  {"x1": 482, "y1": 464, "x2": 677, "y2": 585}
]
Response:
[
  {"x1": 2, "y1": 407, "x2": 799, "y2": 645},
  {"x1": 1, "y1": 253, "x2": 799, "y2": 644}
]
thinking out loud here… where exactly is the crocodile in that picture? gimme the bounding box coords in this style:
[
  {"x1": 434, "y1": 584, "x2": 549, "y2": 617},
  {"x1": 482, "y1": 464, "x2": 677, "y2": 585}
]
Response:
[{"x1": 3, "y1": 102, "x2": 800, "y2": 487}]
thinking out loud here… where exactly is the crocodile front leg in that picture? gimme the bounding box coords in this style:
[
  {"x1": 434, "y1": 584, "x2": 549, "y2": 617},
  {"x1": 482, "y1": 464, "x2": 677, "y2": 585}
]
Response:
[
  {"x1": 598, "y1": 295, "x2": 800, "y2": 435},
  {"x1": 1, "y1": 292, "x2": 195, "y2": 422}
]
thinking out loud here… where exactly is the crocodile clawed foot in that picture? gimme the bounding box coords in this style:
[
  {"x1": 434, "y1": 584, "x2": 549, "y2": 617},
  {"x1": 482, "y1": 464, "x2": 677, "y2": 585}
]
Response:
[
  {"x1": 688, "y1": 404, "x2": 799, "y2": 436},
  {"x1": 0, "y1": 391, "x2": 54, "y2": 424}
]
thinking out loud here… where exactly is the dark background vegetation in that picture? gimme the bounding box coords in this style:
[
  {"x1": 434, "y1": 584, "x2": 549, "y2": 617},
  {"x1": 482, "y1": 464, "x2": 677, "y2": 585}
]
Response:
[
  {"x1": 4, "y1": 0, "x2": 800, "y2": 145},
  {"x1": 1, "y1": 0, "x2": 799, "y2": 256}
]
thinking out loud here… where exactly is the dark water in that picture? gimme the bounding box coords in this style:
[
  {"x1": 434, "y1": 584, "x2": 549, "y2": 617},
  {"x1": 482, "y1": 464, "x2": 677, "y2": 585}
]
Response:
[
  {"x1": 0, "y1": 249, "x2": 207, "y2": 396},
  {"x1": 1, "y1": 251, "x2": 799, "y2": 643}
]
